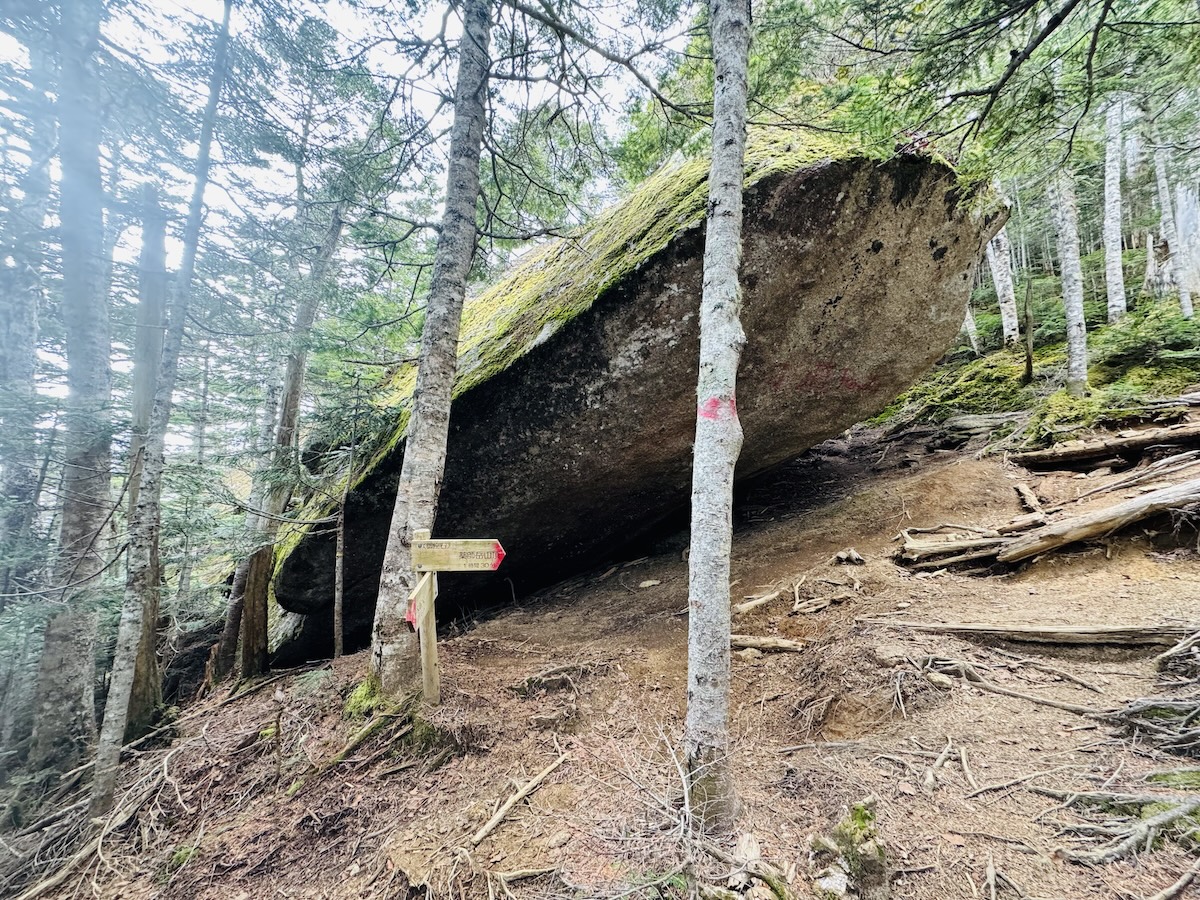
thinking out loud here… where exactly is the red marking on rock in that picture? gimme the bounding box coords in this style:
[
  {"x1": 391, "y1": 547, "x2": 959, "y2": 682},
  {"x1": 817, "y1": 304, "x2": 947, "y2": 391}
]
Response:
[
  {"x1": 404, "y1": 598, "x2": 418, "y2": 628},
  {"x1": 698, "y1": 395, "x2": 738, "y2": 421}
]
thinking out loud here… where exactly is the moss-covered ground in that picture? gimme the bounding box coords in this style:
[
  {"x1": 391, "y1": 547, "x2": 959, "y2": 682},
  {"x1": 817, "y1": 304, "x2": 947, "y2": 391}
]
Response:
[{"x1": 877, "y1": 249, "x2": 1200, "y2": 447}]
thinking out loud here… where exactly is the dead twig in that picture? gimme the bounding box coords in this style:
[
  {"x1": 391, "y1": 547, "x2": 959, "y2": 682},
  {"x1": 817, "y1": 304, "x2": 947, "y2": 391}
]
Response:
[{"x1": 469, "y1": 752, "x2": 568, "y2": 846}]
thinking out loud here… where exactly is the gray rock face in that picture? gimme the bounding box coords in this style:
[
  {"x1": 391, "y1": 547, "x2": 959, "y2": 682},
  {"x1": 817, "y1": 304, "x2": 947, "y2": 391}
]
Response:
[{"x1": 272, "y1": 155, "x2": 999, "y2": 662}]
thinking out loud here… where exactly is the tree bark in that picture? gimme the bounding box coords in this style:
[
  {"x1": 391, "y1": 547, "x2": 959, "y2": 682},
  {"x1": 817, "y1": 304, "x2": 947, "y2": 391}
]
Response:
[
  {"x1": 29, "y1": 0, "x2": 110, "y2": 773},
  {"x1": 125, "y1": 184, "x2": 168, "y2": 739},
  {"x1": 961, "y1": 306, "x2": 980, "y2": 353},
  {"x1": 238, "y1": 201, "x2": 346, "y2": 677},
  {"x1": 0, "y1": 36, "x2": 55, "y2": 601},
  {"x1": 1154, "y1": 142, "x2": 1193, "y2": 318},
  {"x1": 1047, "y1": 169, "x2": 1088, "y2": 397},
  {"x1": 371, "y1": 0, "x2": 492, "y2": 697},
  {"x1": 1103, "y1": 100, "x2": 1127, "y2": 322},
  {"x1": 91, "y1": 0, "x2": 232, "y2": 814},
  {"x1": 212, "y1": 380, "x2": 278, "y2": 682},
  {"x1": 1175, "y1": 184, "x2": 1199, "y2": 301},
  {"x1": 985, "y1": 226, "x2": 1020, "y2": 344},
  {"x1": 334, "y1": 384, "x2": 360, "y2": 660},
  {"x1": 683, "y1": 0, "x2": 752, "y2": 832}
]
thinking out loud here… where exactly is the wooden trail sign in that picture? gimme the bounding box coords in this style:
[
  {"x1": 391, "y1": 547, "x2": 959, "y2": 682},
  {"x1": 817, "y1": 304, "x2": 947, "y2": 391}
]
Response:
[
  {"x1": 406, "y1": 530, "x2": 505, "y2": 706},
  {"x1": 413, "y1": 538, "x2": 506, "y2": 572}
]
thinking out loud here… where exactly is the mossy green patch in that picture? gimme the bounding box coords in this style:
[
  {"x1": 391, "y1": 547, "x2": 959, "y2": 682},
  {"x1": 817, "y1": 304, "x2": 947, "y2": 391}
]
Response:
[
  {"x1": 167, "y1": 846, "x2": 196, "y2": 872},
  {"x1": 878, "y1": 302, "x2": 1200, "y2": 448},
  {"x1": 1147, "y1": 769, "x2": 1200, "y2": 789},
  {"x1": 343, "y1": 676, "x2": 385, "y2": 720}
]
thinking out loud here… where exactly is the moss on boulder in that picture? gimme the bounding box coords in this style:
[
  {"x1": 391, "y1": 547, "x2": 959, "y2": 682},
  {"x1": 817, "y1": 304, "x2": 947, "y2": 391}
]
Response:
[{"x1": 271, "y1": 136, "x2": 998, "y2": 661}]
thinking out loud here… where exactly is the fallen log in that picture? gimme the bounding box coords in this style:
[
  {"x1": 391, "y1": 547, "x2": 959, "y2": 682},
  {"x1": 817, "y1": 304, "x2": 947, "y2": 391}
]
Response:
[
  {"x1": 859, "y1": 620, "x2": 1194, "y2": 646},
  {"x1": 1011, "y1": 421, "x2": 1200, "y2": 468},
  {"x1": 731, "y1": 634, "x2": 807, "y2": 652},
  {"x1": 997, "y1": 476, "x2": 1200, "y2": 562}
]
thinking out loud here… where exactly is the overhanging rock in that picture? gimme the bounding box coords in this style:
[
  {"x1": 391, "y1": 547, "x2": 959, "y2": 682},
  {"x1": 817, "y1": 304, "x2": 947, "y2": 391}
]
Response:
[{"x1": 272, "y1": 141, "x2": 1002, "y2": 661}]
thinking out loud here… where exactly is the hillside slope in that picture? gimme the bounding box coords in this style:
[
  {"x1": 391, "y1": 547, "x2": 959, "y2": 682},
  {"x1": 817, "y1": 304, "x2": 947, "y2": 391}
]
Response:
[{"x1": 6, "y1": 424, "x2": 1200, "y2": 900}]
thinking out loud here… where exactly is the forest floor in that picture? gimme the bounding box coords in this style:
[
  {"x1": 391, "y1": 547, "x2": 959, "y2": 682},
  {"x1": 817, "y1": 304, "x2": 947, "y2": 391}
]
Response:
[{"x1": 12, "y1": 420, "x2": 1200, "y2": 900}]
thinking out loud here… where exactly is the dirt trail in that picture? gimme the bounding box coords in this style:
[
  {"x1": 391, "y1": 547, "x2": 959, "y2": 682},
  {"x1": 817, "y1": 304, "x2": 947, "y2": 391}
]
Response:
[{"x1": 19, "y1": 430, "x2": 1200, "y2": 900}]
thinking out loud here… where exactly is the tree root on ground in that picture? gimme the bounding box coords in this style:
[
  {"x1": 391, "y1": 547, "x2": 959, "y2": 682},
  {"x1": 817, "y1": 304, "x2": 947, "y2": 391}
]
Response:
[
  {"x1": 1032, "y1": 787, "x2": 1200, "y2": 866},
  {"x1": 1108, "y1": 697, "x2": 1200, "y2": 756}
]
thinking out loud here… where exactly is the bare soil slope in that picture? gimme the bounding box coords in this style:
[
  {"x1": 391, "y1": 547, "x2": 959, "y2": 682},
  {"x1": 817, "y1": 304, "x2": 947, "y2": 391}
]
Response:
[{"x1": 13, "y1": 429, "x2": 1200, "y2": 900}]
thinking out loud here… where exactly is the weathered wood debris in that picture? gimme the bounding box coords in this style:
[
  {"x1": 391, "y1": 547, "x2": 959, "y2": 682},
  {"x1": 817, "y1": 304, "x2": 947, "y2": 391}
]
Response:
[{"x1": 897, "y1": 448, "x2": 1200, "y2": 570}]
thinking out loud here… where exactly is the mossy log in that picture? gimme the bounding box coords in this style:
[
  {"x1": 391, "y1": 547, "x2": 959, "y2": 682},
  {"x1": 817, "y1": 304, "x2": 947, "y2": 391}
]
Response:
[{"x1": 271, "y1": 141, "x2": 1000, "y2": 661}]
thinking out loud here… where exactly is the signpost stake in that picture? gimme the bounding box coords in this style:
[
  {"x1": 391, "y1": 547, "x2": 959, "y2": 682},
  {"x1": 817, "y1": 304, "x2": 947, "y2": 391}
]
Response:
[{"x1": 408, "y1": 528, "x2": 505, "y2": 707}]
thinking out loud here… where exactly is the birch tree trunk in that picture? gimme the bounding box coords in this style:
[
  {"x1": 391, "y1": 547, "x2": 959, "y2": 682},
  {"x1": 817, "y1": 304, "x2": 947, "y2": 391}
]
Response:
[
  {"x1": 125, "y1": 185, "x2": 168, "y2": 738},
  {"x1": 961, "y1": 307, "x2": 980, "y2": 353},
  {"x1": 371, "y1": 0, "x2": 492, "y2": 698},
  {"x1": 1144, "y1": 230, "x2": 1162, "y2": 299},
  {"x1": 91, "y1": 0, "x2": 232, "y2": 814},
  {"x1": 985, "y1": 226, "x2": 1019, "y2": 344},
  {"x1": 1047, "y1": 169, "x2": 1088, "y2": 397},
  {"x1": 238, "y1": 201, "x2": 346, "y2": 677},
  {"x1": 1154, "y1": 143, "x2": 1194, "y2": 318},
  {"x1": 1176, "y1": 184, "x2": 1199, "y2": 299},
  {"x1": 1103, "y1": 100, "x2": 1128, "y2": 322},
  {"x1": 29, "y1": 0, "x2": 109, "y2": 772},
  {"x1": 683, "y1": 0, "x2": 751, "y2": 831}
]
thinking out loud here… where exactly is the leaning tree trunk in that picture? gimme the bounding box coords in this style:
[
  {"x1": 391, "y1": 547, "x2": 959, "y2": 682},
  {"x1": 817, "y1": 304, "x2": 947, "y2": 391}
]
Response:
[
  {"x1": 1103, "y1": 100, "x2": 1128, "y2": 322},
  {"x1": 371, "y1": 0, "x2": 492, "y2": 698},
  {"x1": 683, "y1": 0, "x2": 752, "y2": 831},
  {"x1": 91, "y1": 0, "x2": 232, "y2": 815},
  {"x1": 1154, "y1": 143, "x2": 1194, "y2": 318},
  {"x1": 238, "y1": 202, "x2": 346, "y2": 678},
  {"x1": 1047, "y1": 169, "x2": 1088, "y2": 397},
  {"x1": 985, "y1": 226, "x2": 1019, "y2": 345},
  {"x1": 124, "y1": 184, "x2": 168, "y2": 739},
  {"x1": 29, "y1": 0, "x2": 110, "y2": 773}
]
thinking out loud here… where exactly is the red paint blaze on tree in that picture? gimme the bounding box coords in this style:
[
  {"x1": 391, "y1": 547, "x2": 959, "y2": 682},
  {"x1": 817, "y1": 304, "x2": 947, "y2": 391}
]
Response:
[{"x1": 697, "y1": 395, "x2": 738, "y2": 420}]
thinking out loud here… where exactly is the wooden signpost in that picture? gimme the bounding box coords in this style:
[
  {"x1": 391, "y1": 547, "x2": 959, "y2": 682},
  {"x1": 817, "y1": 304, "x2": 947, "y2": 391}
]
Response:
[{"x1": 406, "y1": 529, "x2": 506, "y2": 705}]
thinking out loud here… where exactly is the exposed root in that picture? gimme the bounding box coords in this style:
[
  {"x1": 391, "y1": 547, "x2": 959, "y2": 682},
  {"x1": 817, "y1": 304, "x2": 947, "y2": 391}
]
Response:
[{"x1": 1037, "y1": 788, "x2": 1200, "y2": 866}]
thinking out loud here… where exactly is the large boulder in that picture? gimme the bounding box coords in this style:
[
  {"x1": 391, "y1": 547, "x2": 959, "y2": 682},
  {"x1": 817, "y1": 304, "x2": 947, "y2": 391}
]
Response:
[{"x1": 272, "y1": 136, "x2": 1001, "y2": 661}]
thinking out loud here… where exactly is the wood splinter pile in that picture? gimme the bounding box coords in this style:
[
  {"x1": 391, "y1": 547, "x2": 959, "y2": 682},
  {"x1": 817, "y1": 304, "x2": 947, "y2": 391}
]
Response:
[{"x1": 897, "y1": 445, "x2": 1200, "y2": 571}]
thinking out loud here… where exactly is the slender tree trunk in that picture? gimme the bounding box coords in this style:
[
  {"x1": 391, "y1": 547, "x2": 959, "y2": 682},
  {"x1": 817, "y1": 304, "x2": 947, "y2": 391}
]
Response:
[
  {"x1": 1154, "y1": 143, "x2": 1193, "y2": 318},
  {"x1": 683, "y1": 0, "x2": 751, "y2": 832},
  {"x1": 961, "y1": 307, "x2": 980, "y2": 353},
  {"x1": 1047, "y1": 170, "x2": 1088, "y2": 397},
  {"x1": 985, "y1": 226, "x2": 1019, "y2": 344},
  {"x1": 125, "y1": 185, "x2": 168, "y2": 739},
  {"x1": 239, "y1": 201, "x2": 346, "y2": 677},
  {"x1": 212, "y1": 381, "x2": 278, "y2": 682},
  {"x1": 371, "y1": 0, "x2": 492, "y2": 697},
  {"x1": 333, "y1": 385, "x2": 359, "y2": 660},
  {"x1": 91, "y1": 0, "x2": 232, "y2": 814},
  {"x1": 1175, "y1": 184, "x2": 1199, "y2": 300},
  {"x1": 1103, "y1": 100, "x2": 1128, "y2": 322},
  {"x1": 171, "y1": 341, "x2": 210, "y2": 634},
  {"x1": 0, "y1": 38, "x2": 55, "y2": 600},
  {"x1": 29, "y1": 0, "x2": 110, "y2": 772},
  {"x1": 1144, "y1": 231, "x2": 1163, "y2": 300}
]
